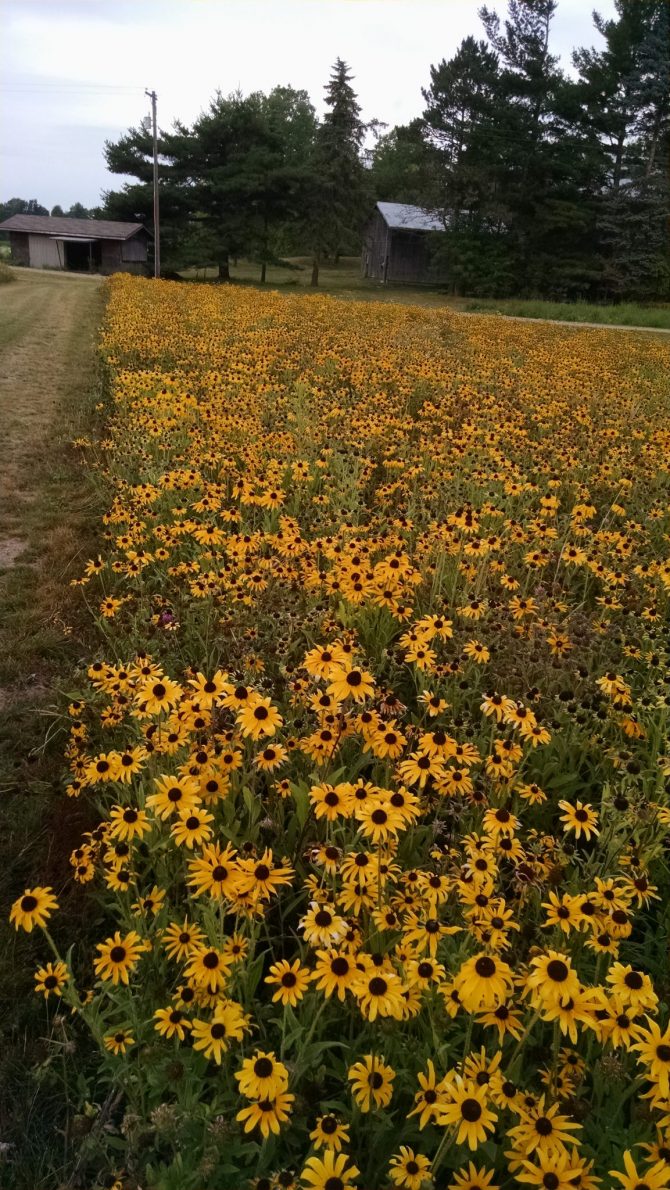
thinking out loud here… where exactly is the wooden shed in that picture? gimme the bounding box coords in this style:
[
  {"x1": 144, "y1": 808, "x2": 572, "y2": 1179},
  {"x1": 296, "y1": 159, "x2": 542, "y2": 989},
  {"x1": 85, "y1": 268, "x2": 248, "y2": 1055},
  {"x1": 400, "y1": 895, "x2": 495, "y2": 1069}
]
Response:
[
  {"x1": 362, "y1": 201, "x2": 447, "y2": 284},
  {"x1": 0, "y1": 214, "x2": 151, "y2": 275}
]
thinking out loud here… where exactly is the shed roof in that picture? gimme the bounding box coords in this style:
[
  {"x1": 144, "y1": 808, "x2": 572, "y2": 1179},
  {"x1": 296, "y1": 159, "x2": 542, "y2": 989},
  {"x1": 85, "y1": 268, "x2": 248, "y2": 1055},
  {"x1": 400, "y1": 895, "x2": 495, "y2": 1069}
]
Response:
[
  {"x1": 376, "y1": 201, "x2": 445, "y2": 233},
  {"x1": 0, "y1": 214, "x2": 149, "y2": 240}
]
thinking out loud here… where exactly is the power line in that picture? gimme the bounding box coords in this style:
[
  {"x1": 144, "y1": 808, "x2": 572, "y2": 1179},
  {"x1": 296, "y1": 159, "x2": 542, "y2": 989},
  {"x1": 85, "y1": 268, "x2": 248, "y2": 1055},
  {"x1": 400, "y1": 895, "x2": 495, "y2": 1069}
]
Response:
[{"x1": 0, "y1": 82, "x2": 145, "y2": 93}]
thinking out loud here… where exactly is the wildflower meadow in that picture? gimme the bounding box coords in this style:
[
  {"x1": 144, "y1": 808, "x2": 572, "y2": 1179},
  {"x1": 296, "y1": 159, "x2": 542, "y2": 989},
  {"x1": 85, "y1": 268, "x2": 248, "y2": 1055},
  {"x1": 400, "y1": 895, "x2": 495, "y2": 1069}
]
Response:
[{"x1": 11, "y1": 275, "x2": 670, "y2": 1190}]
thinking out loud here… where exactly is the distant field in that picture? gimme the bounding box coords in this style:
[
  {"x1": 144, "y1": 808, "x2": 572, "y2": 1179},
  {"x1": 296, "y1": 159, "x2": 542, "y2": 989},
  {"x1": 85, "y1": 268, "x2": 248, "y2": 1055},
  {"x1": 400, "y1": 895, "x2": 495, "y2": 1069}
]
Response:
[{"x1": 178, "y1": 256, "x2": 670, "y2": 328}]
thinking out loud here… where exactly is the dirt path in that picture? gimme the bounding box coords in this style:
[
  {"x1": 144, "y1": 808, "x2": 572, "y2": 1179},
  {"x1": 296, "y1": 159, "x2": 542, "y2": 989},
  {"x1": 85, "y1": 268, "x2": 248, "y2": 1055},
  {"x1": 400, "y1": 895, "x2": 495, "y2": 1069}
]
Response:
[{"x1": 0, "y1": 268, "x2": 103, "y2": 564}]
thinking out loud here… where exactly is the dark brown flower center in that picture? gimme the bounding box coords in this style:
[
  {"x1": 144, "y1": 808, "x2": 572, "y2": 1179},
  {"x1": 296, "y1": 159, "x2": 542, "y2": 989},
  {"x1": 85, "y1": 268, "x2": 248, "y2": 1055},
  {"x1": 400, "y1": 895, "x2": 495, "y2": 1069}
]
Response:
[{"x1": 546, "y1": 959, "x2": 569, "y2": 982}]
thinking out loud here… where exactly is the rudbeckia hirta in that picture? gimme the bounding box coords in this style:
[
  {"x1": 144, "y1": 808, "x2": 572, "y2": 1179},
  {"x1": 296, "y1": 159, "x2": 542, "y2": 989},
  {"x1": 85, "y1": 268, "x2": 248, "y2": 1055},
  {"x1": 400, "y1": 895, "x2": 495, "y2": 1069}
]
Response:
[
  {"x1": 94, "y1": 930, "x2": 145, "y2": 985},
  {"x1": 10, "y1": 886, "x2": 59, "y2": 932},
  {"x1": 348, "y1": 1054, "x2": 395, "y2": 1112},
  {"x1": 300, "y1": 1151, "x2": 359, "y2": 1190}
]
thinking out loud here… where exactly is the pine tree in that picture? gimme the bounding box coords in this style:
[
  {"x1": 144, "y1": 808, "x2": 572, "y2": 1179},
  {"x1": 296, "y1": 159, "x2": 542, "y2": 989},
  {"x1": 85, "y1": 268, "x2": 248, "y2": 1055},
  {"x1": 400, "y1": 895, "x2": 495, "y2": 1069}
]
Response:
[
  {"x1": 421, "y1": 36, "x2": 511, "y2": 294},
  {"x1": 477, "y1": 0, "x2": 570, "y2": 292},
  {"x1": 309, "y1": 59, "x2": 369, "y2": 284},
  {"x1": 370, "y1": 119, "x2": 437, "y2": 206},
  {"x1": 575, "y1": 0, "x2": 670, "y2": 299}
]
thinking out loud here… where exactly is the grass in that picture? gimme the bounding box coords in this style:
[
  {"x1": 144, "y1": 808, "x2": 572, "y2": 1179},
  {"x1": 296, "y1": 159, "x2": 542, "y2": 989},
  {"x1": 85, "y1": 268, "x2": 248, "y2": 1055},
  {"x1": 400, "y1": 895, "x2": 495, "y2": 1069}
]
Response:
[
  {"x1": 178, "y1": 257, "x2": 670, "y2": 329},
  {"x1": 0, "y1": 268, "x2": 106, "y2": 1189},
  {"x1": 463, "y1": 296, "x2": 670, "y2": 329},
  {"x1": 0, "y1": 262, "x2": 15, "y2": 283}
]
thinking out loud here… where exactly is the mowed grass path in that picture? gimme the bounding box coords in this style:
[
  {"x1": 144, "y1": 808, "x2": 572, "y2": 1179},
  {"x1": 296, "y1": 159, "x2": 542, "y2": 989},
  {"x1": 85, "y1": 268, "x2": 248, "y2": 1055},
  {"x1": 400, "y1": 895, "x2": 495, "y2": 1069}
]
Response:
[
  {"x1": 0, "y1": 268, "x2": 105, "y2": 1186},
  {"x1": 0, "y1": 262, "x2": 103, "y2": 836}
]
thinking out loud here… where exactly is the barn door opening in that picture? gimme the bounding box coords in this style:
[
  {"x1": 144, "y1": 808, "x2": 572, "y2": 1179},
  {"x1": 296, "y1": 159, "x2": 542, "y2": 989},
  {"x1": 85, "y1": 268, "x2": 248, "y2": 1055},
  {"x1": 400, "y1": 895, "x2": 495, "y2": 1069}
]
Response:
[{"x1": 64, "y1": 240, "x2": 92, "y2": 271}]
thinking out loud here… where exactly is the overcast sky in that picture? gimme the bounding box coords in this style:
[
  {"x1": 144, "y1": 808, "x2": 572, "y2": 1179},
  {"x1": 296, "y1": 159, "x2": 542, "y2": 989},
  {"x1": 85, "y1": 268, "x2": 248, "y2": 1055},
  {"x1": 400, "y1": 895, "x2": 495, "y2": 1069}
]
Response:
[{"x1": 2, "y1": 0, "x2": 615, "y2": 210}]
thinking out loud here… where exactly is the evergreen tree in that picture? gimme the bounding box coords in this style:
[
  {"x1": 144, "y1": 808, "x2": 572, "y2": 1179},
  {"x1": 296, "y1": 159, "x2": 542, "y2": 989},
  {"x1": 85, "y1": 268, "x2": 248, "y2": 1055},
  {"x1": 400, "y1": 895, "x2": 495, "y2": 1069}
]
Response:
[
  {"x1": 103, "y1": 117, "x2": 191, "y2": 269},
  {"x1": 104, "y1": 88, "x2": 317, "y2": 278},
  {"x1": 421, "y1": 36, "x2": 512, "y2": 294},
  {"x1": 574, "y1": 0, "x2": 670, "y2": 299},
  {"x1": 0, "y1": 197, "x2": 48, "y2": 220},
  {"x1": 50, "y1": 204, "x2": 64, "y2": 217},
  {"x1": 369, "y1": 120, "x2": 436, "y2": 206},
  {"x1": 309, "y1": 59, "x2": 369, "y2": 284},
  {"x1": 65, "y1": 202, "x2": 90, "y2": 219},
  {"x1": 477, "y1": 0, "x2": 571, "y2": 292}
]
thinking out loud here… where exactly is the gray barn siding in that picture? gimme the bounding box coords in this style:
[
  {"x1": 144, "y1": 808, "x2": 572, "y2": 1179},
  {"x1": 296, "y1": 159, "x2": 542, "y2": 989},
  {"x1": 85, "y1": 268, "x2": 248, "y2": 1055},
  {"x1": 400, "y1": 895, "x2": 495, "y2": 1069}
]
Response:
[
  {"x1": 9, "y1": 232, "x2": 29, "y2": 266},
  {"x1": 28, "y1": 234, "x2": 62, "y2": 269},
  {"x1": 362, "y1": 204, "x2": 447, "y2": 285},
  {"x1": 100, "y1": 241, "x2": 124, "y2": 272},
  {"x1": 121, "y1": 235, "x2": 147, "y2": 263},
  {"x1": 363, "y1": 210, "x2": 390, "y2": 280}
]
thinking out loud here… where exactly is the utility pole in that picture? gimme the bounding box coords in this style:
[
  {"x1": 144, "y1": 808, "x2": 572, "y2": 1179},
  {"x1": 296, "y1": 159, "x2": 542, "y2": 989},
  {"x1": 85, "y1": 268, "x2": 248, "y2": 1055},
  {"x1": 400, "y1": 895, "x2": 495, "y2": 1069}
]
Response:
[{"x1": 145, "y1": 88, "x2": 160, "y2": 278}]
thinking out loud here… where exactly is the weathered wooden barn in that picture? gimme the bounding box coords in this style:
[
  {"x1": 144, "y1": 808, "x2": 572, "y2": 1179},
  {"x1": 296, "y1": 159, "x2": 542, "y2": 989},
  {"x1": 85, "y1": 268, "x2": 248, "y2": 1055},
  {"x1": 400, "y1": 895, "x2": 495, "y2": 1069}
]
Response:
[
  {"x1": 0, "y1": 214, "x2": 151, "y2": 274},
  {"x1": 362, "y1": 202, "x2": 447, "y2": 284}
]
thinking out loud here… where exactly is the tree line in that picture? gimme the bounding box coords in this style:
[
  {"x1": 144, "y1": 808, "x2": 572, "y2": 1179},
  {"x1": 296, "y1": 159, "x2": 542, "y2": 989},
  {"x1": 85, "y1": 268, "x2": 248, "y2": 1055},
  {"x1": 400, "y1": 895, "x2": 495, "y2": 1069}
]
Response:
[
  {"x1": 103, "y1": 61, "x2": 368, "y2": 287},
  {"x1": 4, "y1": 0, "x2": 668, "y2": 300},
  {"x1": 0, "y1": 198, "x2": 94, "y2": 222}
]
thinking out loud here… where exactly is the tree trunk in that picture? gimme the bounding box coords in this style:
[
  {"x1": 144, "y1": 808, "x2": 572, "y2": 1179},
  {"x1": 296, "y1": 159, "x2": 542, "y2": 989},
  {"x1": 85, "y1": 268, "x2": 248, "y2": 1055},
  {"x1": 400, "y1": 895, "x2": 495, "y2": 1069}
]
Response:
[
  {"x1": 335, "y1": 251, "x2": 340, "y2": 266},
  {"x1": 310, "y1": 255, "x2": 320, "y2": 287},
  {"x1": 612, "y1": 131, "x2": 626, "y2": 193},
  {"x1": 260, "y1": 261, "x2": 267, "y2": 283},
  {"x1": 645, "y1": 108, "x2": 663, "y2": 177},
  {"x1": 218, "y1": 257, "x2": 230, "y2": 281}
]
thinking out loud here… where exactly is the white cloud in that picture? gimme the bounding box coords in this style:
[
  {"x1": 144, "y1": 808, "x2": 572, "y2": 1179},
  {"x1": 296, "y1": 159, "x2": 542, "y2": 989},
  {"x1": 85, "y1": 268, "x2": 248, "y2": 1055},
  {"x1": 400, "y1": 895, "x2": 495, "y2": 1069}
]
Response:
[{"x1": 2, "y1": 0, "x2": 615, "y2": 208}]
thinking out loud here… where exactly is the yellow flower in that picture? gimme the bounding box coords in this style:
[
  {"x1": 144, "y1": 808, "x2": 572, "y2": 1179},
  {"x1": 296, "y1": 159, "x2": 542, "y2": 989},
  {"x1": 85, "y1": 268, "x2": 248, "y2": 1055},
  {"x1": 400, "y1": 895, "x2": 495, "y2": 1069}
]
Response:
[{"x1": 10, "y1": 886, "x2": 59, "y2": 932}]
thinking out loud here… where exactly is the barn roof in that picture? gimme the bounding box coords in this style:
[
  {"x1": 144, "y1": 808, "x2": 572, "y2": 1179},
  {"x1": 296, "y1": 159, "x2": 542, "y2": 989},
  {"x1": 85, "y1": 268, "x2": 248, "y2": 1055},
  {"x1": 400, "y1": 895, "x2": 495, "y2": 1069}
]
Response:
[
  {"x1": 0, "y1": 214, "x2": 149, "y2": 240},
  {"x1": 376, "y1": 202, "x2": 445, "y2": 233}
]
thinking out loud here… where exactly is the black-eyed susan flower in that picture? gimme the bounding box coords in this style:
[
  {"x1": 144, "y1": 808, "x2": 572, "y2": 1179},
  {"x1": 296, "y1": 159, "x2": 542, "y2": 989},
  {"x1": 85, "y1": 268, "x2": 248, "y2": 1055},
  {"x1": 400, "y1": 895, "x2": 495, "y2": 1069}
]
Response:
[
  {"x1": 455, "y1": 953, "x2": 514, "y2": 1011},
  {"x1": 10, "y1": 886, "x2": 59, "y2": 932},
  {"x1": 109, "y1": 804, "x2": 151, "y2": 842},
  {"x1": 162, "y1": 917, "x2": 206, "y2": 961},
  {"x1": 609, "y1": 1150, "x2": 670, "y2": 1190},
  {"x1": 300, "y1": 1151, "x2": 359, "y2": 1190},
  {"x1": 300, "y1": 902, "x2": 348, "y2": 947},
  {"x1": 191, "y1": 999, "x2": 248, "y2": 1062},
  {"x1": 388, "y1": 1147, "x2": 431, "y2": 1190},
  {"x1": 103, "y1": 1028, "x2": 135, "y2": 1055},
  {"x1": 526, "y1": 949, "x2": 582, "y2": 1008},
  {"x1": 309, "y1": 1114, "x2": 350, "y2": 1152},
  {"x1": 146, "y1": 774, "x2": 201, "y2": 819},
  {"x1": 265, "y1": 958, "x2": 310, "y2": 1006},
  {"x1": 436, "y1": 1077, "x2": 497, "y2": 1150},
  {"x1": 153, "y1": 1006, "x2": 192, "y2": 1040},
  {"x1": 348, "y1": 1054, "x2": 395, "y2": 1112},
  {"x1": 606, "y1": 963, "x2": 658, "y2": 1012},
  {"x1": 558, "y1": 799, "x2": 600, "y2": 840},
  {"x1": 235, "y1": 1050, "x2": 289, "y2": 1100},
  {"x1": 311, "y1": 949, "x2": 357, "y2": 1001},
  {"x1": 170, "y1": 805, "x2": 215, "y2": 849},
  {"x1": 184, "y1": 945, "x2": 233, "y2": 994},
  {"x1": 137, "y1": 675, "x2": 183, "y2": 714},
  {"x1": 187, "y1": 841, "x2": 239, "y2": 899},
  {"x1": 508, "y1": 1097, "x2": 581, "y2": 1157},
  {"x1": 327, "y1": 665, "x2": 375, "y2": 703},
  {"x1": 34, "y1": 960, "x2": 69, "y2": 998},
  {"x1": 632, "y1": 1021, "x2": 670, "y2": 1097},
  {"x1": 236, "y1": 1090, "x2": 295, "y2": 1138},
  {"x1": 237, "y1": 695, "x2": 283, "y2": 740},
  {"x1": 235, "y1": 848, "x2": 294, "y2": 900},
  {"x1": 94, "y1": 930, "x2": 145, "y2": 984},
  {"x1": 351, "y1": 966, "x2": 406, "y2": 1021},
  {"x1": 408, "y1": 1059, "x2": 448, "y2": 1129},
  {"x1": 449, "y1": 1162, "x2": 500, "y2": 1189}
]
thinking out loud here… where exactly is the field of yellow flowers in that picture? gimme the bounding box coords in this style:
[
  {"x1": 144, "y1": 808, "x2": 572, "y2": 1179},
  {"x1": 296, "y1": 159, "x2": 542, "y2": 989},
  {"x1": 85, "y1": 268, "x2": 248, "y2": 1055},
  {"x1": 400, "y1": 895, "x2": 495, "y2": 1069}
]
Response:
[{"x1": 12, "y1": 274, "x2": 670, "y2": 1190}]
